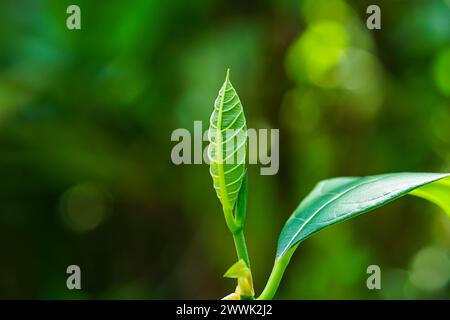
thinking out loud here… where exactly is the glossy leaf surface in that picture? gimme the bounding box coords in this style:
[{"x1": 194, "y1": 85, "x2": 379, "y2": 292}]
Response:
[{"x1": 277, "y1": 173, "x2": 450, "y2": 258}]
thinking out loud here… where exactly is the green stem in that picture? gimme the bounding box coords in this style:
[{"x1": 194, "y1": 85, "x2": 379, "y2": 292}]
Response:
[
  {"x1": 257, "y1": 246, "x2": 297, "y2": 300},
  {"x1": 232, "y1": 228, "x2": 251, "y2": 269}
]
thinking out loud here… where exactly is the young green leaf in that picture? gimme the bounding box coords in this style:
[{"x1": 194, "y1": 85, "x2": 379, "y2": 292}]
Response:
[
  {"x1": 277, "y1": 172, "x2": 450, "y2": 258},
  {"x1": 208, "y1": 69, "x2": 247, "y2": 230},
  {"x1": 223, "y1": 259, "x2": 254, "y2": 297}
]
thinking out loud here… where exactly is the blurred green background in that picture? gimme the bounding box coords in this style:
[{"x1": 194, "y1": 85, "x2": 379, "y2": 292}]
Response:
[{"x1": 0, "y1": 0, "x2": 449, "y2": 299}]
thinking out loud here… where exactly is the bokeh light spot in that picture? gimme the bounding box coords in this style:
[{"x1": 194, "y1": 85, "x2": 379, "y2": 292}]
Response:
[
  {"x1": 408, "y1": 246, "x2": 450, "y2": 292},
  {"x1": 59, "y1": 183, "x2": 112, "y2": 233},
  {"x1": 300, "y1": 0, "x2": 351, "y2": 25},
  {"x1": 286, "y1": 21, "x2": 348, "y2": 87},
  {"x1": 432, "y1": 47, "x2": 450, "y2": 96}
]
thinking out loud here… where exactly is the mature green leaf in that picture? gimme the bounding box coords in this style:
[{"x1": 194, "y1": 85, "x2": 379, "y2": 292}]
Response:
[
  {"x1": 277, "y1": 172, "x2": 450, "y2": 258},
  {"x1": 208, "y1": 69, "x2": 247, "y2": 214}
]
